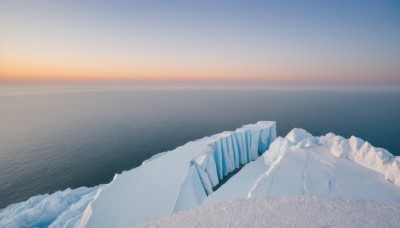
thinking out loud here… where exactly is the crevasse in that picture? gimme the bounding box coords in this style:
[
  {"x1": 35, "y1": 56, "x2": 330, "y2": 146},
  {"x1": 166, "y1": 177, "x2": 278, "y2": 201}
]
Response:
[{"x1": 173, "y1": 122, "x2": 276, "y2": 212}]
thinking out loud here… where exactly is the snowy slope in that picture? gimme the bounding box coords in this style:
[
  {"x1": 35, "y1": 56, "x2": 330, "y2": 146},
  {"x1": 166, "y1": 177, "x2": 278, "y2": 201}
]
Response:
[
  {"x1": 140, "y1": 196, "x2": 400, "y2": 228},
  {"x1": 249, "y1": 129, "x2": 400, "y2": 202}
]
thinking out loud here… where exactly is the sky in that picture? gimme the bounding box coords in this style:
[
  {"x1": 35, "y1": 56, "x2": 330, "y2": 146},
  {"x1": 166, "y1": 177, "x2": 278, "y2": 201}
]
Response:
[{"x1": 0, "y1": 0, "x2": 399, "y2": 85}]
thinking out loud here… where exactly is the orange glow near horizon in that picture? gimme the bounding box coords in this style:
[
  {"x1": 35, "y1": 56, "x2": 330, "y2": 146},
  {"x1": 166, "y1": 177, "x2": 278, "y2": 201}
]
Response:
[{"x1": 1, "y1": 57, "x2": 397, "y2": 85}]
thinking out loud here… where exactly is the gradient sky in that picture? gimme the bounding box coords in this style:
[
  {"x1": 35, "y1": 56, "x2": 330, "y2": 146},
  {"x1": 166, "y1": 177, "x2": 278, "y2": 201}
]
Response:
[{"x1": 1, "y1": 0, "x2": 399, "y2": 85}]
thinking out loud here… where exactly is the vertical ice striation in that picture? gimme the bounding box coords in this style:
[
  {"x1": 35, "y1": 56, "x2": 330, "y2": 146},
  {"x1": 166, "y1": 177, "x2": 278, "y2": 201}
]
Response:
[{"x1": 190, "y1": 121, "x2": 276, "y2": 196}]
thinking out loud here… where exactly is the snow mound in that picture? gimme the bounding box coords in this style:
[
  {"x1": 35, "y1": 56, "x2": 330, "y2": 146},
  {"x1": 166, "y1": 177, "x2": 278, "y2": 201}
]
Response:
[
  {"x1": 285, "y1": 128, "x2": 314, "y2": 144},
  {"x1": 0, "y1": 186, "x2": 99, "y2": 228},
  {"x1": 139, "y1": 196, "x2": 400, "y2": 228}
]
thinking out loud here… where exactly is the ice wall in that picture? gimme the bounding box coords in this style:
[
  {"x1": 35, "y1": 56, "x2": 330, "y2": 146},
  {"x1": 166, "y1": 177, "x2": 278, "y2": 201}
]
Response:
[
  {"x1": 173, "y1": 121, "x2": 276, "y2": 212},
  {"x1": 190, "y1": 122, "x2": 275, "y2": 196}
]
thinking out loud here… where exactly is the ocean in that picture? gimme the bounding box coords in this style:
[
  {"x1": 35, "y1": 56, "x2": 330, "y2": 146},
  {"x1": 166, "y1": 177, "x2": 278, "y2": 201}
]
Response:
[{"x1": 0, "y1": 84, "x2": 399, "y2": 209}]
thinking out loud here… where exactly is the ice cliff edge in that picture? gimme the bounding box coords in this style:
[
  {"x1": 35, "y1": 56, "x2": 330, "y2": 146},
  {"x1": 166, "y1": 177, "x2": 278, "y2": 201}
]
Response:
[
  {"x1": 79, "y1": 121, "x2": 276, "y2": 228},
  {"x1": 0, "y1": 121, "x2": 276, "y2": 228}
]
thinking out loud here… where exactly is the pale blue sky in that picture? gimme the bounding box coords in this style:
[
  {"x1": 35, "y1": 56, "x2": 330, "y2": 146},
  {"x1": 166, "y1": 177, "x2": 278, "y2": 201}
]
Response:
[{"x1": 1, "y1": 0, "x2": 399, "y2": 85}]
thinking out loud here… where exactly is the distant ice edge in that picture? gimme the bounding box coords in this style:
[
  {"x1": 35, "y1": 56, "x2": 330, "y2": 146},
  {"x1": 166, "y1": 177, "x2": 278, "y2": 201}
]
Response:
[{"x1": 0, "y1": 186, "x2": 100, "y2": 228}]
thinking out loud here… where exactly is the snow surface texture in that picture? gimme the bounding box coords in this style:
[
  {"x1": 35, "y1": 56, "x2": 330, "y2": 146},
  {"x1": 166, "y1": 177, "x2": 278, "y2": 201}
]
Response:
[
  {"x1": 140, "y1": 196, "x2": 400, "y2": 228},
  {"x1": 0, "y1": 186, "x2": 99, "y2": 228}
]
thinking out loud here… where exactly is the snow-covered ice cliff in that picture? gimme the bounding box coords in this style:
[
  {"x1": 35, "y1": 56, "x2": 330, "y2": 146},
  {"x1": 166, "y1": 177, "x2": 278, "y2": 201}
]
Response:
[
  {"x1": 79, "y1": 121, "x2": 275, "y2": 227},
  {"x1": 2, "y1": 122, "x2": 400, "y2": 228},
  {"x1": 1, "y1": 121, "x2": 276, "y2": 227}
]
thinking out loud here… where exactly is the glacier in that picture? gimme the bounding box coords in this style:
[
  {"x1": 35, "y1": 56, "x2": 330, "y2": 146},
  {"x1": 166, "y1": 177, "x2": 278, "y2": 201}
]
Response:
[{"x1": 2, "y1": 122, "x2": 400, "y2": 228}]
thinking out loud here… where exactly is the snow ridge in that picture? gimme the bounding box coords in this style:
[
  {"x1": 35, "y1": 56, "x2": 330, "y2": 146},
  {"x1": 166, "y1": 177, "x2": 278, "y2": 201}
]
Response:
[{"x1": 319, "y1": 133, "x2": 400, "y2": 186}]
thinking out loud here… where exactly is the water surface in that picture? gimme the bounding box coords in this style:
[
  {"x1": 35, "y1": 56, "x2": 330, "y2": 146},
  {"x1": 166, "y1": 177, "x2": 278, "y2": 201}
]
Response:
[{"x1": 0, "y1": 85, "x2": 399, "y2": 209}]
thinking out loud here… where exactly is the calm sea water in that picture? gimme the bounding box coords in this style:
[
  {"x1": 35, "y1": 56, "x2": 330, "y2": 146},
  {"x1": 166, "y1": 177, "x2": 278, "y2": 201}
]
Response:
[{"x1": 0, "y1": 85, "x2": 399, "y2": 209}]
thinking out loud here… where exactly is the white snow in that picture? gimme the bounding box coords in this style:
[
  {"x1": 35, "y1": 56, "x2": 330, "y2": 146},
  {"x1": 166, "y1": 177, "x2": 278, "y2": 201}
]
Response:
[
  {"x1": 250, "y1": 129, "x2": 400, "y2": 199},
  {"x1": 139, "y1": 196, "x2": 400, "y2": 228},
  {"x1": 249, "y1": 137, "x2": 400, "y2": 204}
]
